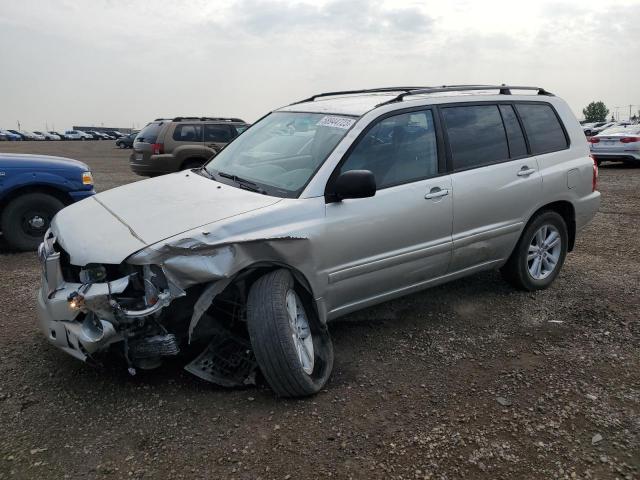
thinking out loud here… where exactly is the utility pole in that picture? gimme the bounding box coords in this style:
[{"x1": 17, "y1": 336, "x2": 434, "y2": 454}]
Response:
[{"x1": 17, "y1": 120, "x2": 21, "y2": 131}]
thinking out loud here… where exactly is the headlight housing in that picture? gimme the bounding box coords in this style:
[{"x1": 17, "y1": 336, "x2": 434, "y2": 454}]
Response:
[{"x1": 82, "y1": 171, "x2": 94, "y2": 185}]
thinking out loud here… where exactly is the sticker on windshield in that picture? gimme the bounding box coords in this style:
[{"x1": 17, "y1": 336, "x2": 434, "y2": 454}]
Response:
[{"x1": 316, "y1": 116, "x2": 355, "y2": 130}]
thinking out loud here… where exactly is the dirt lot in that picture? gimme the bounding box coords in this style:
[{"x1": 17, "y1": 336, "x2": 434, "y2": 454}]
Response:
[{"x1": 0, "y1": 141, "x2": 638, "y2": 480}]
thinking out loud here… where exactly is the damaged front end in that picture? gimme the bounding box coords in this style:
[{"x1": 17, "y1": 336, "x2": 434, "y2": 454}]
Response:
[{"x1": 36, "y1": 230, "x2": 257, "y2": 384}]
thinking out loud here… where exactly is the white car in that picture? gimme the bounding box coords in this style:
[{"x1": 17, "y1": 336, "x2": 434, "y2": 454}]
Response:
[
  {"x1": 21, "y1": 130, "x2": 43, "y2": 140},
  {"x1": 33, "y1": 131, "x2": 61, "y2": 141},
  {"x1": 64, "y1": 130, "x2": 88, "y2": 140},
  {"x1": 589, "y1": 124, "x2": 640, "y2": 164}
]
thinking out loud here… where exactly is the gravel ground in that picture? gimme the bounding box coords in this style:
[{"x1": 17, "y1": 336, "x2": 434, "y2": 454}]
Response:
[{"x1": 0, "y1": 141, "x2": 638, "y2": 480}]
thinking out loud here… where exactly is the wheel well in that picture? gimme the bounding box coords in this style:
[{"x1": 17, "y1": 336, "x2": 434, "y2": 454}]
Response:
[
  {"x1": 0, "y1": 185, "x2": 73, "y2": 214},
  {"x1": 217, "y1": 263, "x2": 319, "y2": 319},
  {"x1": 531, "y1": 201, "x2": 576, "y2": 251},
  {"x1": 180, "y1": 157, "x2": 207, "y2": 169}
]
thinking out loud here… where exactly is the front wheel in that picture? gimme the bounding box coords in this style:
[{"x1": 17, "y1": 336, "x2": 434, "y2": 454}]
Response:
[
  {"x1": 1, "y1": 193, "x2": 65, "y2": 251},
  {"x1": 246, "y1": 269, "x2": 334, "y2": 397},
  {"x1": 500, "y1": 211, "x2": 568, "y2": 291}
]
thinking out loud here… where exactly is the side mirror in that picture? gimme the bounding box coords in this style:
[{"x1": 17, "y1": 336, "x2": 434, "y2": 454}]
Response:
[{"x1": 330, "y1": 170, "x2": 376, "y2": 202}]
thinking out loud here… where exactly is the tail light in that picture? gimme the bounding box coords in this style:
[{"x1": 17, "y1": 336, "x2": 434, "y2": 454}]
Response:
[
  {"x1": 151, "y1": 143, "x2": 164, "y2": 154},
  {"x1": 591, "y1": 155, "x2": 598, "y2": 192},
  {"x1": 620, "y1": 137, "x2": 639, "y2": 143},
  {"x1": 588, "y1": 137, "x2": 600, "y2": 143}
]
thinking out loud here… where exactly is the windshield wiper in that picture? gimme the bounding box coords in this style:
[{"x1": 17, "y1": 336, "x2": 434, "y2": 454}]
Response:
[
  {"x1": 217, "y1": 171, "x2": 267, "y2": 194},
  {"x1": 195, "y1": 167, "x2": 213, "y2": 179}
]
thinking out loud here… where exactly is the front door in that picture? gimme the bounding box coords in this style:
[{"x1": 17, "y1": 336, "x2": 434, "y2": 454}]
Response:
[{"x1": 320, "y1": 108, "x2": 453, "y2": 318}]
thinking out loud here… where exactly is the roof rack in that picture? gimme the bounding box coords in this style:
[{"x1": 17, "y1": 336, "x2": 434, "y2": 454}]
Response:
[
  {"x1": 291, "y1": 84, "x2": 553, "y2": 106},
  {"x1": 290, "y1": 87, "x2": 431, "y2": 105},
  {"x1": 172, "y1": 116, "x2": 246, "y2": 123},
  {"x1": 376, "y1": 84, "x2": 553, "y2": 106}
]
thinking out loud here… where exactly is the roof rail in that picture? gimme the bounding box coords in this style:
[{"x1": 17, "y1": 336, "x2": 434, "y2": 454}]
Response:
[
  {"x1": 290, "y1": 87, "x2": 431, "y2": 105},
  {"x1": 377, "y1": 84, "x2": 554, "y2": 106},
  {"x1": 172, "y1": 116, "x2": 246, "y2": 123}
]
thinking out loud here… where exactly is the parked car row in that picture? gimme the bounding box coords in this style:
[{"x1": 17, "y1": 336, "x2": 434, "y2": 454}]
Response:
[
  {"x1": 582, "y1": 120, "x2": 637, "y2": 137},
  {"x1": 0, "y1": 129, "x2": 130, "y2": 141}
]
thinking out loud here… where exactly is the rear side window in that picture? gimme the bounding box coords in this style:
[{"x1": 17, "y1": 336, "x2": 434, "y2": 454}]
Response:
[
  {"x1": 172, "y1": 124, "x2": 203, "y2": 142},
  {"x1": 499, "y1": 105, "x2": 527, "y2": 158},
  {"x1": 205, "y1": 124, "x2": 232, "y2": 142},
  {"x1": 136, "y1": 122, "x2": 163, "y2": 143},
  {"x1": 516, "y1": 104, "x2": 568, "y2": 154},
  {"x1": 442, "y1": 105, "x2": 509, "y2": 170}
]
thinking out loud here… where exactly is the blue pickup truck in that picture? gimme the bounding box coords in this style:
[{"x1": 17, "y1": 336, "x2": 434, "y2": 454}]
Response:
[{"x1": 0, "y1": 153, "x2": 95, "y2": 250}]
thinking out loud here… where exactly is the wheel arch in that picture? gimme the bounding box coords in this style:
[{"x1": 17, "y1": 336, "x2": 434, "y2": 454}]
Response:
[
  {"x1": 0, "y1": 184, "x2": 74, "y2": 214},
  {"x1": 179, "y1": 156, "x2": 209, "y2": 170},
  {"x1": 221, "y1": 261, "x2": 323, "y2": 323},
  {"x1": 528, "y1": 200, "x2": 576, "y2": 251}
]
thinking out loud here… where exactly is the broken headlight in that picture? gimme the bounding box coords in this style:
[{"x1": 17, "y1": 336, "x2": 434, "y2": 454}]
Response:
[{"x1": 79, "y1": 263, "x2": 107, "y2": 284}]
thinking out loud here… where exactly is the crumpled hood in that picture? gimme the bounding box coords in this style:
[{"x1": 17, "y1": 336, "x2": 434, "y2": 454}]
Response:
[{"x1": 52, "y1": 171, "x2": 281, "y2": 265}]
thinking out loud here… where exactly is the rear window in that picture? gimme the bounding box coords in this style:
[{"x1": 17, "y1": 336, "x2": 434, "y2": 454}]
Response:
[
  {"x1": 172, "y1": 124, "x2": 203, "y2": 142},
  {"x1": 442, "y1": 105, "x2": 509, "y2": 170},
  {"x1": 136, "y1": 122, "x2": 164, "y2": 143},
  {"x1": 516, "y1": 104, "x2": 568, "y2": 154}
]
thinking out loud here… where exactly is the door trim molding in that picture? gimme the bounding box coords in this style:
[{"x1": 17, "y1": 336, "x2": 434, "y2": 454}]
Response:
[{"x1": 328, "y1": 240, "x2": 451, "y2": 284}]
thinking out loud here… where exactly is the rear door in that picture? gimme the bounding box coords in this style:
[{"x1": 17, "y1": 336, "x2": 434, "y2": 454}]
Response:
[
  {"x1": 204, "y1": 124, "x2": 233, "y2": 153},
  {"x1": 321, "y1": 108, "x2": 453, "y2": 317},
  {"x1": 441, "y1": 103, "x2": 543, "y2": 272}
]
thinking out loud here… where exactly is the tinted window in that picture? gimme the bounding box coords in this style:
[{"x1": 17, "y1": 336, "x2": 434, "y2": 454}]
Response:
[
  {"x1": 137, "y1": 122, "x2": 163, "y2": 143},
  {"x1": 172, "y1": 124, "x2": 203, "y2": 142},
  {"x1": 442, "y1": 105, "x2": 509, "y2": 170},
  {"x1": 516, "y1": 104, "x2": 567, "y2": 154},
  {"x1": 233, "y1": 125, "x2": 248, "y2": 135},
  {"x1": 340, "y1": 110, "x2": 438, "y2": 188},
  {"x1": 204, "y1": 124, "x2": 232, "y2": 142},
  {"x1": 499, "y1": 105, "x2": 527, "y2": 157}
]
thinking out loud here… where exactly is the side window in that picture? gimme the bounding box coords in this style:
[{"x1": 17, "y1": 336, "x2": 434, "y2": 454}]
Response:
[
  {"x1": 499, "y1": 105, "x2": 527, "y2": 158},
  {"x1": 204, "y1": 124, "x2": 232, "y2": 143},
  {"x1": 441, "y1": 105, "x2": 509, "y2": 170},
  {"x1": 515, "y1": 103, "x2": 568, "y2": 154},
  {"x1": 339, "y1": 110, "x2": 438, "y2": 189},
  {"x1": 172, "y1": 124, "x2": 203, "y2": 142}
]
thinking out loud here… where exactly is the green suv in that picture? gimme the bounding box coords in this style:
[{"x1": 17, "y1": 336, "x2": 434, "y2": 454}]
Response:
[{"x1": 129, "y1": 117, "x2": 248, "y2": 176}]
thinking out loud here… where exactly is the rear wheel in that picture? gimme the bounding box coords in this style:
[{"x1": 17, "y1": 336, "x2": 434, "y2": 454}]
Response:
[
  {"x1": 246, "y1": 269, "x2": 334, "y2": 397},
  {"x1": 500, "y1": 211, "x2": 568, "y2": 291},
  {"x1": 1, "y1": 193, "x2": 65, "y2": 251}
]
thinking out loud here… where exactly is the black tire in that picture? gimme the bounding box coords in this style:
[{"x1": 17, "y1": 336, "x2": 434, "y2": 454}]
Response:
[
  {"x1": 181, "y1": 159, "x2": 205, "y2": 171},
  {"x1": 1, "y1": 193, "x2": 65, "y2": 251},
  {"x1": 117, "y1": 142, "x2": 126, "y2": 149},
  {"x1": 246, "y1": 269, "x2": 334, "y2": 397},
  {"x1": 500, "y1": 211, "x2": 568, "y2": 291}
]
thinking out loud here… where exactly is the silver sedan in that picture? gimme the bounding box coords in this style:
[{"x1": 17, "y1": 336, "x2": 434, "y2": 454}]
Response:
[{"x1": 589, "y1": 125, "x2": 640, "y2": 164}]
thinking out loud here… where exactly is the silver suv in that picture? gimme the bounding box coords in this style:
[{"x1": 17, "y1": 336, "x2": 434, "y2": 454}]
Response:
[{"x1": 37, "y1": 85, "x2": 600, "y2": 397}]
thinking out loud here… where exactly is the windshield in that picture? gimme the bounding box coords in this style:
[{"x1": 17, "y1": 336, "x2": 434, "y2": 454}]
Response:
[{"x1": 206, "y1": 111, "x2": 356, "y2": 197}]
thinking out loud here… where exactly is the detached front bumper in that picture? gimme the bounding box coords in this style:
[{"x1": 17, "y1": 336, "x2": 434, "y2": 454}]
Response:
[
  {"x1": 36, "y1": 236, "x2": 128, "y2": 361},
  {"x1": 36, "y1": 232, "x2": 172, "y2": 363}
]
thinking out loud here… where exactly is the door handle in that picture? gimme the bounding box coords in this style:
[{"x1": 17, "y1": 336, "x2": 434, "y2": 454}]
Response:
[
  {"x1": 425, "y1": 188, "x2": 449, "y2": 199},
  {"x1": 517, "y1": 167, "x2": 536, "y2": 177}
]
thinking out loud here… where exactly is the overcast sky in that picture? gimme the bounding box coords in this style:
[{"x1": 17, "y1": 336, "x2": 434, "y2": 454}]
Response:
[{"x1": 0, "y1": 0, "x2": 638, "y2": 131}]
